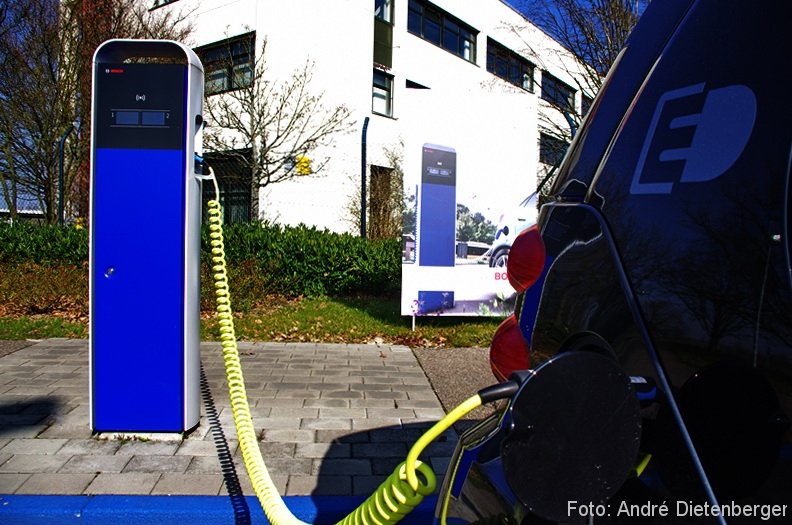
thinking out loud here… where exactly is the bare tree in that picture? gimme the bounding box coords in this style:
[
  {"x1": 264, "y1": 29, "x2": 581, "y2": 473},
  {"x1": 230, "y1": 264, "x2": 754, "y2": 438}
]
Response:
[
  {"x1": 67, "y1": 0, "x2": 194, "y2": 220},
  {"x1": 0, "y1": 0, "x2": 193, "y2": 224},
  {"x1": 517, "y1": 0, "x2": 645, "y2": 99},
  {"x1": 505, "y1": 0, "x2": 647, "y2": 194},
  {"x1": 203, "y1": 37, "x2": 354, "y2": 220},
  {"x1": 0, "y1": 0, "x2": 80, "y2": 223}
]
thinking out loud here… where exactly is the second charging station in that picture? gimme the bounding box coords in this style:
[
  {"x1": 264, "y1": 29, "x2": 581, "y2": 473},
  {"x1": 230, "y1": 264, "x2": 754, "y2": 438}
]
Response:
[{"x1": 417, "y1": 143, "x2": 456, "y2": 312}]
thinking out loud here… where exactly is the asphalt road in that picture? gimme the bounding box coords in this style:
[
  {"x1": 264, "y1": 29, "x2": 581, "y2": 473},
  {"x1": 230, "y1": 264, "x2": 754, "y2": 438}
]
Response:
[{"x1": 412, "y1": 346, "x2": 500, "y2": 431}]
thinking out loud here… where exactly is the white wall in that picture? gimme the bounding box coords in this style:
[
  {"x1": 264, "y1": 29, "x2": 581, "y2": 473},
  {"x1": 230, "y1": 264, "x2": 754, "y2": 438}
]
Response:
[
  {"x1": 171, "y1": 0, "x2": 257, "y2": 46},
  {"x1": 253, "y1": 0, "x2": 373, "y2": 229},
  {"x1": 158, "y1": 0, "x2": 588, "y2": 232}
]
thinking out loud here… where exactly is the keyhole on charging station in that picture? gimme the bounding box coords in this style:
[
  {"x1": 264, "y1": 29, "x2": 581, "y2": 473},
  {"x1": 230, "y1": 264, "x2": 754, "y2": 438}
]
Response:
[{"x1": 104, "y1": 267, "x2": 115, "y2": 278}]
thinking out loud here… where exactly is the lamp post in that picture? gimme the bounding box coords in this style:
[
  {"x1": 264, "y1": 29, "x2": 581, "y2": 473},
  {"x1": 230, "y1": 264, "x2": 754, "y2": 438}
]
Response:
[{"x1": 360, "y1": 117, "x2": 370, "y2": 239}]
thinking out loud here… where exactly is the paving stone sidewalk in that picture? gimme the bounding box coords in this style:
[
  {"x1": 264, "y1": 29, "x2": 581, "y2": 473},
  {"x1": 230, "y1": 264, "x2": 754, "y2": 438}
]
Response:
[{"x1": 0, "y1": 339, "x2": 457, "y2": 497}]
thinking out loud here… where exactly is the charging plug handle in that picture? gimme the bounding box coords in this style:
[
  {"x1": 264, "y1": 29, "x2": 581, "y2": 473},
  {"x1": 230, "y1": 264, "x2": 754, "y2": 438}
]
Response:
[{"x1": 478, "y1": 379, "x2": 521, "y2": 404}]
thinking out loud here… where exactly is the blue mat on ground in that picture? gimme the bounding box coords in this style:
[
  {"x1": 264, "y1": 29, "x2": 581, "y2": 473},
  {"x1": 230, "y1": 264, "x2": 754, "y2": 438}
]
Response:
[{"x1": 0, "y1": 494, "x2": 438, "y2": 524}]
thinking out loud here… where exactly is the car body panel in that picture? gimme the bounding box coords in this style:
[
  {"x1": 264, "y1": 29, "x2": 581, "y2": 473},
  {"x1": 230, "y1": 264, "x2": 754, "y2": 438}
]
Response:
[{"x1": 444, "y1": 0, "x2": 792, "y2": 522}]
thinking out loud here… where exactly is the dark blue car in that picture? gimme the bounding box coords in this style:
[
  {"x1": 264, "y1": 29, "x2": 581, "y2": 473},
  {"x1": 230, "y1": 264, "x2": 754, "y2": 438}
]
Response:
[{"x1": 442, "y1": 0, "x2": 792, "y2": 523}]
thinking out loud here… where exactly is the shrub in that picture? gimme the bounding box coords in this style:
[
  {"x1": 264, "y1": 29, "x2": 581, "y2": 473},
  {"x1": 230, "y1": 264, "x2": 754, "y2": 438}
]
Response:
[
  {"x1": 0, "y1": 261, "x2": 88, "y2": 319},
  {"x1": 0, "y1": 222, "x2": 401, "y2": 309},
  {"x1": 265, "y1": 225, "x2": 400, "y2": 296},
  {"x1": 0, "y1": 223, "x2": 88, "y2": 265},
  {"x1": 200, "y1": 258, "x2": 274, "y2": 312},
  {"x1": 200, "y1": 223, "x2": 400, "y2": 298}
]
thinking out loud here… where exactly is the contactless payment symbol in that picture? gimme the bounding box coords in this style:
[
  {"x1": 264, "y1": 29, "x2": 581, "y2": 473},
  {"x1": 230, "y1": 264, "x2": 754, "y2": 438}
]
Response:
[{"x1": 630, "y1": 83, "x2": 756, "y2": 195}]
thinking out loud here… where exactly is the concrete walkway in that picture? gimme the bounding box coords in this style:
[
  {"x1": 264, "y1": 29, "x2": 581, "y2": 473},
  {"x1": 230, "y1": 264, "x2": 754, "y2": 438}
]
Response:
[{"x1": 0, "y1": 339, "x2": 457, "y2": 497}]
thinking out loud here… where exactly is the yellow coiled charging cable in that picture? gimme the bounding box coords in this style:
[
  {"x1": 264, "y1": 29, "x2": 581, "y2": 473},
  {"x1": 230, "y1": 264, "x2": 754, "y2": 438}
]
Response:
[{"x1": 205, "y1": 171, "x2": 512, "y2": 525}]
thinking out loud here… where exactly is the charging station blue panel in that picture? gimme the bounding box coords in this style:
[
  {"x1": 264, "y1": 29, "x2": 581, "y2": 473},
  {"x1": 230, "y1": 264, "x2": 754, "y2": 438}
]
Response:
[
  {"x1": 419, "y1": 183, "x2": 456, "y2": 266},
  {"x1": 92, "y1": 147, "x2": 185, "y2": 432},
  {"x1": 418, "y1": 144, "x2": 456, "y2": 267}
]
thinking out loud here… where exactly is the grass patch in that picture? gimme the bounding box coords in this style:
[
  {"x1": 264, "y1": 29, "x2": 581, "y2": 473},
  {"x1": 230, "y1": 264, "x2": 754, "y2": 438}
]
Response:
[
  {"x1": 0, "y1": 317, "x2": 87, "y2": 339},
  {"x1": 201, "y1": 295, "x2": 502, "y2": 348},
  {"x1": 0, "y1": 293, "x2": 502, "y2": 348}
]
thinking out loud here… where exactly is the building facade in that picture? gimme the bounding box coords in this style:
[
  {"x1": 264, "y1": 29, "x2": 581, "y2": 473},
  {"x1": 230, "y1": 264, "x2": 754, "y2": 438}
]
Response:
[{"x1": 151, "y1": 0, "x2": 591, "y2": 233}]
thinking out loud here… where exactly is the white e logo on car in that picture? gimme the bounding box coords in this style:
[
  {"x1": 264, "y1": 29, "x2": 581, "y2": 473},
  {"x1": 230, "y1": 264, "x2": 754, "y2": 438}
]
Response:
[{"x1": 630, "y1": 83, "x2": 756, "y2": 195}]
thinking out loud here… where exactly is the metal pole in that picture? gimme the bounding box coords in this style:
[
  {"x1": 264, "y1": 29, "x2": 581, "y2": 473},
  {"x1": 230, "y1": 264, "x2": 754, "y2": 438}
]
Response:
[
  {"x1": 361, "y1": 117, "x2": 370, "y2": 239},
  {"x1": 57, "y1": 125, "x2": 75, "y2": 226}
]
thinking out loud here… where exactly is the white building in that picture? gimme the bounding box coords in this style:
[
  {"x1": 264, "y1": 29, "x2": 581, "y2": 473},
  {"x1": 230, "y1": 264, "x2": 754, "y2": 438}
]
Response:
[{"x1": 151, "y1": 0, "x2": 591, "y2": 233}]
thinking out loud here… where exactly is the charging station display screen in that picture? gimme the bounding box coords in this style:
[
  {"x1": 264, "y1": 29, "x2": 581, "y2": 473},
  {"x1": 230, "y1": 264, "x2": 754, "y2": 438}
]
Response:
[
  {"x1": 112, "y1": 110, "x2": 170, "y2": 127},
  {"x1": 422, "y1": 146, "x2": 456, "y2": 186},
  {"x1": 114, "y1": 111, "x2": 139, "y2": 126},
  {"x1": 94, "y1": 63, "x2": 186, "y2": 150}
]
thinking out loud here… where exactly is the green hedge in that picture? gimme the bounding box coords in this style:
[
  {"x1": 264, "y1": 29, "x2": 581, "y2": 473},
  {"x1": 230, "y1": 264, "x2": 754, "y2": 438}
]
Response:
[
  {"x1": 0, "y1": 222, "x2": 401, "y2": 301},
  {"x1": 209, "y1": 223, "x2": 400, "y2": 297},
  {"x1": 0, "y1": 223, "x2": 89, "y2": 265}
]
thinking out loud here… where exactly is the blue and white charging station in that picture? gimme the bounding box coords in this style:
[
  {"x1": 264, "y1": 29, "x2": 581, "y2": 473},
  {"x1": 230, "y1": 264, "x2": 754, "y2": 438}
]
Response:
[
  {"x1": 416, "y1": 144, "x2": 456, "y2": 312},
  {"x1": 89, "y1": 40, "x2": 204, "y2": 433}
]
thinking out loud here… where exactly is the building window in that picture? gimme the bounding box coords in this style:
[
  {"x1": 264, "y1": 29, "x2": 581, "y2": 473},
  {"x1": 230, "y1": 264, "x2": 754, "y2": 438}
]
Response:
[
  {"x1": 374, "y1": 0, "x2": 393, "y2": 23},
  {"x1": 407, "y1": 0, "x2": 476, "y2": 63},
  {"x1": 486, "y1": 38, "x2": 535, "y2": 92},
  {"x1": 541, "y1": 72, "x2": 575, "y2": 111},
  {"x1": 373, "y1": 0, "x2": 394, "y2": 67},
  {"x1": 201, "y1": 150, "x2": 252, "y2": 224},
  {"x1": 373, "y1": 69, "x2": 393, "y2": 117},
  {"x1": 539, "y1": 132, "x2": 569, "y2": 167},
  {"x1": 196, "y1": 33, "x2": 255, "y2": 95}
]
